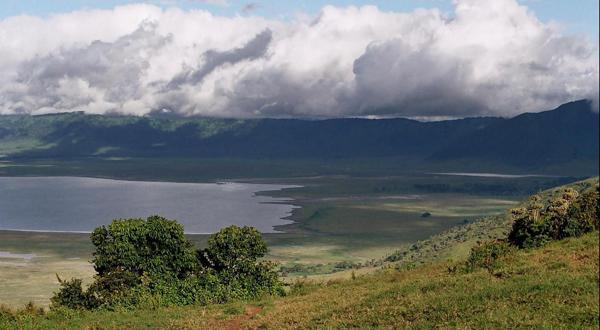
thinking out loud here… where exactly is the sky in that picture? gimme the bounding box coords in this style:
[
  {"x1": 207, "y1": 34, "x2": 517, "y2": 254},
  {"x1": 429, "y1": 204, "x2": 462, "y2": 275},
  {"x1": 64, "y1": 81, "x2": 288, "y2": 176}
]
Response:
[
  {"x1": 1, "y1": 0, "x2": 597, "y2": 38},
  {"x1": 0, "y1": 0, "x2": 598, "y2": 118}
]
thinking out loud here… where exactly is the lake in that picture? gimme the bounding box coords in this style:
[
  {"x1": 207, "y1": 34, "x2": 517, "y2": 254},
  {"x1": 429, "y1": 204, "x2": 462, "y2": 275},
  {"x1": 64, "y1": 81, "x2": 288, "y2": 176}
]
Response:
[
  {"x1": 0, "y1": 177, "x2": 298, "y2": 233},
  {"x1": 428, "y1": 172, "x2": 557, "y2": 178}
]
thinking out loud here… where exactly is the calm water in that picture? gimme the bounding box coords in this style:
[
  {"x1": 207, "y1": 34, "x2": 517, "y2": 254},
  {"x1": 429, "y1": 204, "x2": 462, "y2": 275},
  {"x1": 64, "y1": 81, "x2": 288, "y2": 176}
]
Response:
[
  {"x1": 428, "y1": 172, "x2": 557, "y2": 178},
  {"x1": 0, "y1": 177, "x2": 298, "y2": 233}
]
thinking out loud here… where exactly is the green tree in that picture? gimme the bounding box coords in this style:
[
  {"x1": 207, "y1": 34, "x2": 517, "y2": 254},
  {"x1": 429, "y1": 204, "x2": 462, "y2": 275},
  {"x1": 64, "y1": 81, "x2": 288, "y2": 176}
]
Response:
[
  {"x1": 200, "y1": 225, "x2": 283, "y2": 296},
  {"x1": 52, "y1": 219, "x2": 283, "y2": 309},
  {"x1": 200, "y1": 225, "x2": 267, "y2": 271},
  {"x1": 90, "y1": 215, "x2": 199, "y2": 279}
]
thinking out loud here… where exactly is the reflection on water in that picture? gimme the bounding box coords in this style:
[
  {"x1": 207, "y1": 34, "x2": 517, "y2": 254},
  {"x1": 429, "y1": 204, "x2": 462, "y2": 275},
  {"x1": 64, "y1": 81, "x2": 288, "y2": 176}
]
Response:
[{"x1": 428, "y1": 172, "x2": 557, "y2": 179}]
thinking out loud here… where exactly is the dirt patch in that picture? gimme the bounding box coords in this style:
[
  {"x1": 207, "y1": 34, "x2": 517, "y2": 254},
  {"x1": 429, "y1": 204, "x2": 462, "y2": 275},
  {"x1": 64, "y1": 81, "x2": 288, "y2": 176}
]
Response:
[{"x1": 223, "y1": 306, "x2": 263, "y2": 330}]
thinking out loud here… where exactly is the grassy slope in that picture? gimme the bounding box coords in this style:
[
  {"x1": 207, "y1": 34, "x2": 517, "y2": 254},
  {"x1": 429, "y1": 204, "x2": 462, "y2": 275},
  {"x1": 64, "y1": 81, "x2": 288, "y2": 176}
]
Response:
[
  {"x1": 2, "y1": 232, "x2": 597, "y2": 329},
  {"x1": 244, "y1": 233, "x2": 599, "y2": 329},
  {"x1": 384, "y1": 177, "x2": 599, "y2": 267}
]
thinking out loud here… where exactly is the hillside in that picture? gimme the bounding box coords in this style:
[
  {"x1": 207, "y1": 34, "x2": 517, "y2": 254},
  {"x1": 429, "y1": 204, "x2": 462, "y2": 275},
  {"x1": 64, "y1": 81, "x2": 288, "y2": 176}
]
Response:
[
  {"x1": 2, "y1": 231, "x2": 597, "y2": 329},
  {"x1": 432, "y1": 100, "x2": 600, "y2": 167},
  {"x1": 0, "y1": 113, "x2": 501, "y2": 159},
  {"x1": 0, "y1": 100, "x2": 597, "y2": 174},
  {"x1": 384, "y1": 176, "x2": 599, "y2": 266}
]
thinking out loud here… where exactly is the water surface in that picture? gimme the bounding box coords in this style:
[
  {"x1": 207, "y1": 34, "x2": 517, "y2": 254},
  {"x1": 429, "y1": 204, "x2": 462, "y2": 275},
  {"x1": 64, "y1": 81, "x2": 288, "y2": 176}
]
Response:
[
  {"x1": 428, "y1": 172, "x2": 557, "y2": 178},
  {"x1": 0, "y1": 177, "x2": 297, "y2": 233}
]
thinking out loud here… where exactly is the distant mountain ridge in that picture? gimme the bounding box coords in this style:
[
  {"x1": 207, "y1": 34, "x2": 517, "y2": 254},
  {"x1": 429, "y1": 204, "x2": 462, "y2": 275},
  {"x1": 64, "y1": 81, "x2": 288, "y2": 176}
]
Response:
[
  {"x1": 431, "y1": 100, "x2": 599, "y2": 166},
  {"x1": 0, "y1": 100, "x2": 597, "y2": 173}
]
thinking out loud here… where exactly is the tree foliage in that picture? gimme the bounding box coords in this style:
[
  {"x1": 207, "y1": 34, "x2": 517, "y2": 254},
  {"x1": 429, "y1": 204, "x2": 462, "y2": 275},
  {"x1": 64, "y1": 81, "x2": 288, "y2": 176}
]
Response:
[
  {"x1": 52, "y1": 217, "x2": 283, "y2": 310},
  {"x1": 50, "y1": 276, "x2": 98, "y2": 310},
  {"x1": 91, "y1": 216, "x2": 199, "y2": 278},
  {"x1": 200, "y1": 225, "x2": 267, "y2": 271}
]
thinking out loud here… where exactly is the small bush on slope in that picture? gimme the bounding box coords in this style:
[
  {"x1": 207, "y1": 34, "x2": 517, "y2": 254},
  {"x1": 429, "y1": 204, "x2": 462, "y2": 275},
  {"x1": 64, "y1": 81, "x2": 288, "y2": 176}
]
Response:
[{"x1": 464, "y1": 240, "x2": 513, "y2": 273}]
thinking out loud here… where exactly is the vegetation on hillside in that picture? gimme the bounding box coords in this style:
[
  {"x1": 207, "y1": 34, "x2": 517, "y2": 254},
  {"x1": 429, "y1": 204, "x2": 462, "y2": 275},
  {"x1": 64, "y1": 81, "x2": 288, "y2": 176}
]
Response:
[
  {"x1": 385, "y1": 177, "x2": 599, "y2": 267},
  {"x1": 509, "y1": 186, "x2": 599, "y2": 247},
  {"x1": 463, "y1": 180, "x2": 598, "y2": 274},
  {"x1": 1, "y1": 230, "x2": 597, "y2": 328},
  {"x1": 51, "y1": 217, "x2": 282, "y2": 310}
]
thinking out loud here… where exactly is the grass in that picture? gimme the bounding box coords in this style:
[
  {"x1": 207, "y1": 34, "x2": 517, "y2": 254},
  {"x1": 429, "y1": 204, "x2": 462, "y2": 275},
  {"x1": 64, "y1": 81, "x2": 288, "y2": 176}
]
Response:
[
  {"x1": 245, "y1": 233, "x2": 599, "y2": 329},
  {"x1": 0, "y1": 232, "x2": 94, "y2": 307},
  {"x1": 2, "y1": 232, "x2": 597, "y2": 329}
]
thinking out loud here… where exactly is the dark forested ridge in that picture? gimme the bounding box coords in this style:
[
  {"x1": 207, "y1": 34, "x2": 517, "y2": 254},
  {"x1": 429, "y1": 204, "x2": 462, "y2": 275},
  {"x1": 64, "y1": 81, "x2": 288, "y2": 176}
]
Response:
[
  {"x1": 431, "y1": 100, "x2": 600, "y2": 167},
  {"x1": 0, "y1": 100, "x2": 597, "y2": 173}
]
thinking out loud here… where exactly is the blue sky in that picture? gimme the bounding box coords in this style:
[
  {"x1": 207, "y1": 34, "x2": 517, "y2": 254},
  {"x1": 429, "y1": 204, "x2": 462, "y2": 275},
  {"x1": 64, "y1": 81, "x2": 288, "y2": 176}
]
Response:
[{"x1": 1, "y1": 0, "x2": 598, "y2": 39}]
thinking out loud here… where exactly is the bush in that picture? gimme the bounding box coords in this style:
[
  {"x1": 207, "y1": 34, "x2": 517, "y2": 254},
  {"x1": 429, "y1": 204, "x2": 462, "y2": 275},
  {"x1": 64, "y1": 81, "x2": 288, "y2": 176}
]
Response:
[
  {"x1": 52, "y1": 218, "x2": 283, "y2": 310},
  {"x1": 200, "y1": 225, "x2": 267, "y2": 272},
  {"x1": 90, "y1": 215, "x2": 199, "y2": 279},
  {"x1": 50, "y1": 276, "x2": 98, "y2": 310},
  {"x1": 508, "y1": 187, "x2": 599, "y2": 248},
  {"x1": 464, "y1": 240, "x2": 512, "y2": 272},
  {"x1": 86, "y1": 268, "x2": 141, "y2": 306},
  {"x1": 564, "y1": 188, "x2": 600, "y2": 237},
  {"x1": 199, "y1": 226, "x2": 283, "y2": 298}
]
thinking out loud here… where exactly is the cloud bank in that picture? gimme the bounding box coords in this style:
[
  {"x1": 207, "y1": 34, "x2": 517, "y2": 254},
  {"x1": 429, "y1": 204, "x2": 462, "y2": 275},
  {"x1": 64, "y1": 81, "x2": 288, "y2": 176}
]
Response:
[{"x1": 0, "y1": 0, "x2": 597, "y2": 118}]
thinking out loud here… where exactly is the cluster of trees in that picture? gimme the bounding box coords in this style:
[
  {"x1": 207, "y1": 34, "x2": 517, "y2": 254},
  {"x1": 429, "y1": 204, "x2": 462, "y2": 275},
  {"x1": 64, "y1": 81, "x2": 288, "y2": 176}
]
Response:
[
  {"x1": 52, "y1": 216, "x2": 282, "y2": 310},
  {"x1": 465, "y1": 185, "x2": 599, "y2": 272}
]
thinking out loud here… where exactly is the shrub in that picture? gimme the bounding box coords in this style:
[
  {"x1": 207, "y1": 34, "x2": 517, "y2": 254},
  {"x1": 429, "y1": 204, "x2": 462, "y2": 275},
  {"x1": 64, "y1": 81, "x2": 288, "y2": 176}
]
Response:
[
  {"x1": 200, "y1": 225, "x2": 267, "y2": 272},
  {"x1": 52, "y1": 219, "x2": 283, "y2": 310},
  {"x1": 508, "y1": 187, "x2": 599, "y2": 248},
  {"x1": 86, "y1": 268, "x2": 141, "y2": 306},
  {"x1": 50, "y1": 276, "x2": 98, "y2": 310},
  {"x1": 464, "y1": 240, "x2": 512, "y2": 272},
  {"x1": 564, "y1": 188, "x2": 600, "y2": 237},
  {"x1": 200, "y1": 226, "x2": 283, "y2": 298},
  {"x1": 90, "y1": 215, "x2": 199, "y2": 279},
  {"x1": 508, "y1": 212, "x2": 550, "y2": 248}
]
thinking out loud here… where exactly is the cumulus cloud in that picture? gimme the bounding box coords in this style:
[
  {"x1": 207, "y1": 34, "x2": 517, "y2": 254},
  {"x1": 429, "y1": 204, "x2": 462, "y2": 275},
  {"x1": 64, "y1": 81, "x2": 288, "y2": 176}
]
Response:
[{"x1": 0, "y1": 0, "x2": 597, "y2": 118}]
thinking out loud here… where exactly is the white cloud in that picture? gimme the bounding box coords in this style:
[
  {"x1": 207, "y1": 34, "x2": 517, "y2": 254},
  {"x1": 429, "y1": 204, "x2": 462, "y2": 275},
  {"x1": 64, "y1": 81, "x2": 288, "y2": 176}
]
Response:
[{"x1": 0, "y1": 0, "x2": 597, "y2": 117}]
